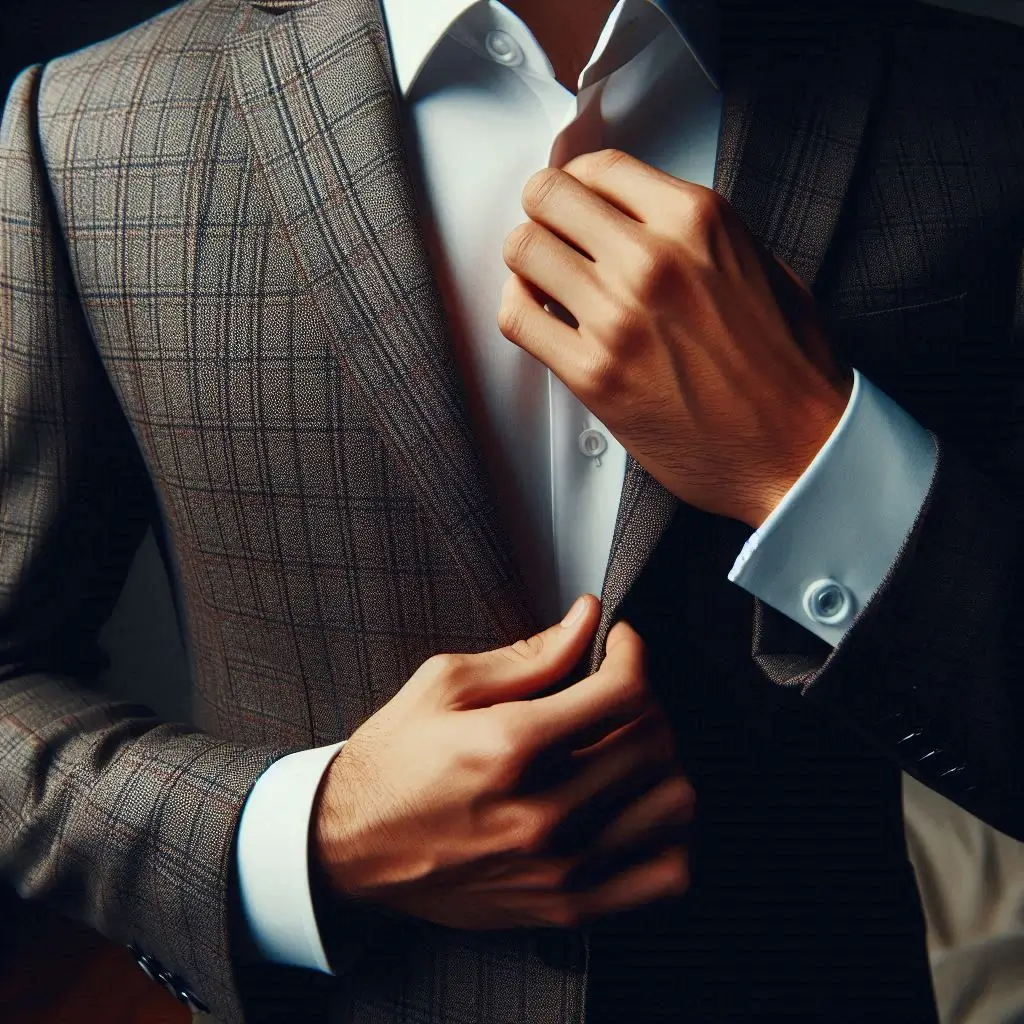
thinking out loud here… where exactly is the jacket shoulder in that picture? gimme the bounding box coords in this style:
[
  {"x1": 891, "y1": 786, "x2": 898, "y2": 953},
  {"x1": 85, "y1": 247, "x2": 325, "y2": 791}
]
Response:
[{"x1": 36, "y1": 0, "x2": 246, "y2": 130}]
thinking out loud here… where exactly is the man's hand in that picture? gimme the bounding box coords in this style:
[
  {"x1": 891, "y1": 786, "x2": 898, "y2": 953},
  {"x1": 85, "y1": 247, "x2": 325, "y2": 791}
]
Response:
[
  {"x1": 498, "y1": 148, "x2": 854, "y2": 529},
  {"x1": 313, "y1": 595, "x2": 694, "y2": 931}
]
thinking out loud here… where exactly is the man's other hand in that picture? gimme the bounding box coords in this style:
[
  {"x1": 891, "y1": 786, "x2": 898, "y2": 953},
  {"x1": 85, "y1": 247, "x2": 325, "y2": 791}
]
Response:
[
  {"x1": 312, "y1": 594, "x2": 694, "y2": 931},
  {"x1": 498, "y1": 148, "x2": 854, "y2": 529}
]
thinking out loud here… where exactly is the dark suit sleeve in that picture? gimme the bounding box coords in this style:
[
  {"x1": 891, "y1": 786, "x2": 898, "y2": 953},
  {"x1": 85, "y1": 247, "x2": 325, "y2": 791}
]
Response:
[
  {"x1": 753, "y1": 250, "x2": 1024, "y2": 843},
  {"x1": 0, "y1": 64, "x2": 290, "y2": 1023}
]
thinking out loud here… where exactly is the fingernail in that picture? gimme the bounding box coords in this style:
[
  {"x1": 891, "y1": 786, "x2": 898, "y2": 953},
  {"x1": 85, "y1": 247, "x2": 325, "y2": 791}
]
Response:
[{"x1": 560, "y1": 596, "x2": 587, "y2": 628}]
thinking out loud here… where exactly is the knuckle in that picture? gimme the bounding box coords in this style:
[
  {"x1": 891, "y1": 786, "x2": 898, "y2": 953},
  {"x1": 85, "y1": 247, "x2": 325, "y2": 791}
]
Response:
[
  {"x1": 425, "y1": 651, "x2": 468, "y2": 685},
  {"x1": 629, "y1": 241, "x2": 679, "y2": 300},
  {"x1": 551, "y1": 856, "x2": 581, "y2": 890},
  {"x1": 496, "y1": 297, "x2": 524, "y2": 340},
  {"x1": 503, "y1": 221, "x2": 539, "y2": 268},
  {"x1": 464, "y1": 715, "x2": 523, "y2": 783},
  {"x1": 570, "y1": 147, "x2": 626, "y2": 180},
  {"x1": 545, "y1": 901, "x2": 582, "y2": 929},
  {"x1": 521, "y1": 167, "x2": 562, "y2": 212},
  {"x1": 574, "y1": 343, "x2": 623, "y2": 403},
  {"x1": 666, "y1": 775, "x2": 697, "y2": 819},
  {"x1": 680, "y1": 184, "x2": 722, "y2": 234},
  {"x1": 620, "y1": 666, "x2": 651, "y2": 706},
  {"x1": 624, "y1": 624, "x2": 649, "y2": 658},
  {"x1": 487, "y1": 712, "x2": 526, "y2": 764},
  {"x1": 663, "y1": 846, "x2": 691, "y2": 895},
  {"x1": 502, "y1": 632, "x2": 546, "y2": 664},
  {"x1": 594, "y1": 296, "x2": 644, "y2": 351},
  {"x1": 514, "y1": 803, "x2": 560, "y2": 855}
]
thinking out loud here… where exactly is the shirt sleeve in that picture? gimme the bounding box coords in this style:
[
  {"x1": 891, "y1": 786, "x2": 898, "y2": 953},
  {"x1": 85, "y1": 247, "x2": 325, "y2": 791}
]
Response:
[
  {"x1": 728, "y1": 369, "x2": 937, "y2": 646},
  {"x1": 235, "y1": 740, "x2": 347, "y2": 973}
]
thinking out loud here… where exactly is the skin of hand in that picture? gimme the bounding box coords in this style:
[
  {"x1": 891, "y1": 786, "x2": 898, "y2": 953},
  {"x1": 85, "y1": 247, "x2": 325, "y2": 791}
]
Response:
[
  {"x1": 312, "y1": 594, "x2": 694, "y2": 931},
  {"x1": 498, "y1": 148, "x2": 855, "y2": 530}
]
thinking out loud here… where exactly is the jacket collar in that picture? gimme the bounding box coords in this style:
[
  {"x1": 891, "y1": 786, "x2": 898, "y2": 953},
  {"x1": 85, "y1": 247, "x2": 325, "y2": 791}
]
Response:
[
  {"x1": 227, "y1": 0, "x2": 883, "y2": 666},
  {"x1": 377, "y1": 0, "x2": 720, "y2": 98}
]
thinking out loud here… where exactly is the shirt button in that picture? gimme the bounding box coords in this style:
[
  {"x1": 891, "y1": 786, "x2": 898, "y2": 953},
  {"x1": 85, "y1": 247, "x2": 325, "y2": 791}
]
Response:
[
  {"x1": 485, "y1": 30, "x2": 524, "y2": 67},
  {"x1": 578, "y1": 428, "x2": 608, "y2": 460},
  {"x1": 802, "y1": 578, "x2": 854, "y2": 626}
]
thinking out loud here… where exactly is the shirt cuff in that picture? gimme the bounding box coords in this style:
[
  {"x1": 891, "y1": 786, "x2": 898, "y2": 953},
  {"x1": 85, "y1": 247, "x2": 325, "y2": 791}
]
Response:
[
  {"x1": 728, "y1": 369, "x2": 937, "y2": 646},
  {"x1": 235, "y1": 740, "x2": 347, "y2": 973}
]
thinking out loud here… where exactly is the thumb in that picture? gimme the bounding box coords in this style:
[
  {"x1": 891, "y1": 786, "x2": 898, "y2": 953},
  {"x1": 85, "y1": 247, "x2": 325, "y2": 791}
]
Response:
[
  {"x1": 453, "y1": 594, "x2": 601, "y2": 708},
  {"x1": 599, "y1": 619, "x2": 647, "y2": 681}
]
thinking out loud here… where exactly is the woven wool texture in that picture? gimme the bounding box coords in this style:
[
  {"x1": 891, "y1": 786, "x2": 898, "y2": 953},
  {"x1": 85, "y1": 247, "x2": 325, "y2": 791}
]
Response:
[{"x1": 1, "y1": 1, "x2": 1023, "y2": 1021}]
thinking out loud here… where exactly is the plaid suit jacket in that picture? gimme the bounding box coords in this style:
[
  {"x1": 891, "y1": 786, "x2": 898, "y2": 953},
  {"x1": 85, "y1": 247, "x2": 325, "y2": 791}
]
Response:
[{"x1": 1, "y1": 0, "x2": 1022, "y2": 1020}]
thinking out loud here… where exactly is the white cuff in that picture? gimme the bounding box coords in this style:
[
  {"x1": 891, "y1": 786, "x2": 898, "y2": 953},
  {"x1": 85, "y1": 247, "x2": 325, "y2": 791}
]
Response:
[
  {"x1": 728, "y1": 369, "x2": 937, "y2": 646},
  {"x1": 236, "y1": 740, "x2": 347, "y2": 973}
]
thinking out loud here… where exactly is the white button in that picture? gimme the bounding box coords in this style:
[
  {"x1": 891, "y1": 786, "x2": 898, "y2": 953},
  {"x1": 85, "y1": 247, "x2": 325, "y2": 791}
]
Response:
[
  {"x1": 485, "y1": 30, "x2": 524, "y2": 67},
  {"x1": 802, "y1": 578, "x2": 854, "y2": 626},
  {"x1": 578, "y1": 428, "x2": 608, "y2": 459}
]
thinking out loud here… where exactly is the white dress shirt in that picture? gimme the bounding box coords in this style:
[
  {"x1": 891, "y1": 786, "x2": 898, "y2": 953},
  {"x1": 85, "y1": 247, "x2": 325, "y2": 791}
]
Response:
[{"x1": 235, "y1": 0, "x2": 938, "y2": 972}]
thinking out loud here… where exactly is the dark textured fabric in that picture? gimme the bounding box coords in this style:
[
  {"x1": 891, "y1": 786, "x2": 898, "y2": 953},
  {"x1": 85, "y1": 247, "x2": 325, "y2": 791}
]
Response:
[{"x1": 0, "y1": 0, "x2": 1021, "y2": 1021}]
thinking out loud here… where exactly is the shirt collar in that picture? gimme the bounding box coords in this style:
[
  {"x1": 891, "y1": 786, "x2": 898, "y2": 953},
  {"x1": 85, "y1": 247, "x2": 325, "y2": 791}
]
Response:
[{"x1": 380, "y1": 0, "x2": 720, "y2": 97}]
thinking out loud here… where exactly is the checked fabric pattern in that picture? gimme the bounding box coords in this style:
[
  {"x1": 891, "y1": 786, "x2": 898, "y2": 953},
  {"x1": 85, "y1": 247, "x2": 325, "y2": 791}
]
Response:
[{"x1": 1, "y1": 0, "x2": 1023, "y2": 1021}]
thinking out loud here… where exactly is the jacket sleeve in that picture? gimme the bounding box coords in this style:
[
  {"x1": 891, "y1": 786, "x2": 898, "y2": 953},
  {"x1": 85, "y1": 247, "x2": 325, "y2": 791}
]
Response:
[
  {"x1": 0, "y1": 63, "x2": 292, "y2": 1022},
  {"x1": 752, "y1": 251, "x2": 1024, "y2": 844}
]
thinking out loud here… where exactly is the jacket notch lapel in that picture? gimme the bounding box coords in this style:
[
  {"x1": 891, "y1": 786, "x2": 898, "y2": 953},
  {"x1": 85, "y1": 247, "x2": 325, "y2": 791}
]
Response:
[
  {"x1": 225, "y1": 0, "x2": 540, "y2": 645},
  {"x1": 226, "y1": 1, "x2": 882, "y2": 674}
]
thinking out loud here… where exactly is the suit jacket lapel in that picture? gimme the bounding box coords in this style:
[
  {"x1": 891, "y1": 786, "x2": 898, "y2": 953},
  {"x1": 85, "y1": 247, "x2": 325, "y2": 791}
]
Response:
[
  {"x1": 585, "y1": 14, "x2": 883, "y2": 675},
  {"x1": 226, "y1": 0, "x2": 541, "y2": 645},
  {"x1": 226, "y1": 0, "x2": 882, "y2": 670}
]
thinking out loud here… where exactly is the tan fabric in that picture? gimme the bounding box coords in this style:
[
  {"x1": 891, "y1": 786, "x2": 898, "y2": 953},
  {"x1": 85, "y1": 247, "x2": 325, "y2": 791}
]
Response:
[{"x1": 905, "y1": 774, "x2": 1024, "y2": 1024}]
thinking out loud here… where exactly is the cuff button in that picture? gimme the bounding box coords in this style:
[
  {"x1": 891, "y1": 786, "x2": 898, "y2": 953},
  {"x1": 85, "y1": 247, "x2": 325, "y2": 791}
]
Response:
[
  {"x1": 179, "y1": 988, "x2": 211, "y2": 1014},
  {"x1": 129, "y1": 946, "x2": 161, "y2": 985},
  {"x1": 802, "y1": 578, "x2": 854, "y2": 626}
]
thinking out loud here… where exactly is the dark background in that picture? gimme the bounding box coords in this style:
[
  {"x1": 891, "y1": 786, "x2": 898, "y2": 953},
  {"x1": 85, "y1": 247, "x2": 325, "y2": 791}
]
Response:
[{"x1": 3, "y1": 1, "x2": 175, "y2": 103}]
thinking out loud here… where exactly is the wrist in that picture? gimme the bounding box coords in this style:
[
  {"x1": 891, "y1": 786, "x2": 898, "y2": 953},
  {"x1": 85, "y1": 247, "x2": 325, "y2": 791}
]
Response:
[
  {"x1": 311, "y1": 747, "x2": 349, "y2": 893},
  {"x1": 741, "y1": 378, "x2": 852, "y2": 530},
  {"x1": 308, "y1": 744, "x2": 406, "y2": 970},
  {"x1": 310, "y1": 744, "x2": 383, "y2": 906}
]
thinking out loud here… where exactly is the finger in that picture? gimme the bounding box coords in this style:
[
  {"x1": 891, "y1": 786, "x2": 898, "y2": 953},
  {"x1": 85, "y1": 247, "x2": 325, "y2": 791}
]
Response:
[
  {"x1": 445, "y1": 594, "x2": 601, "y2": 709},
  {"x1": 559, "y1": 148, "x2": 685, "y2": 225},
  {"x1": 497, "y1": 274, "x2": 587, "y2": 383},
  {"x1": 567, "y1": 843, "x2": 690, "y2": 919},
  {"x1": 600, "y1": 620, "x2": 647, "y2": 686},
  {"x1": 520, "y1": 165, "x2": 645, "y2": 266},
  {"x1": 520, "y1": 621, "x2": 651, "y2": 755},
  {"x1": 502, "y1": 220, "x2": 600, "y2": 320},
  {"x1": 527, "y1": 717, "x2": 677, "y2": 849},
  {"x1": 571, "y1": 705, "x2": 667, "y2": 758},
  {"x1": 590, "y1": 773, "x2": 696, "y2": 858}
]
